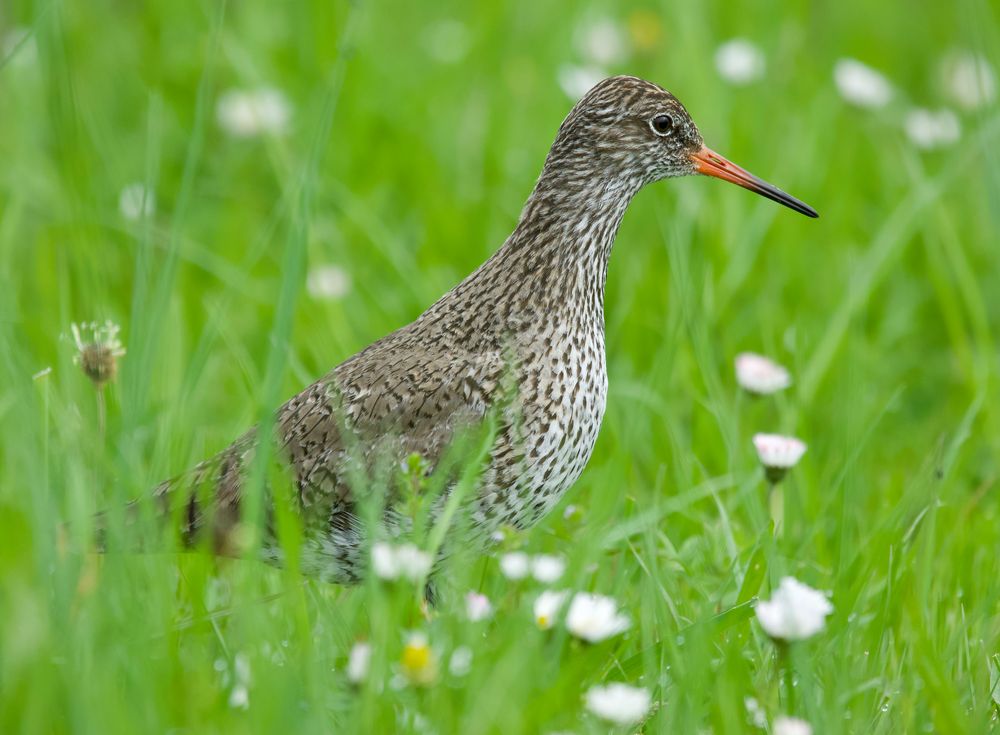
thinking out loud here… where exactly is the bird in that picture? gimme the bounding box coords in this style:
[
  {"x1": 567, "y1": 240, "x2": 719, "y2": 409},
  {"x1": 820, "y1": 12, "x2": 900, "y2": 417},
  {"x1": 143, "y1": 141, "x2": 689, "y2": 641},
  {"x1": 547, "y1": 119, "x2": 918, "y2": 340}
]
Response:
[{"x1": 105, "y1": 76, "x2": 817, "y2": 584}]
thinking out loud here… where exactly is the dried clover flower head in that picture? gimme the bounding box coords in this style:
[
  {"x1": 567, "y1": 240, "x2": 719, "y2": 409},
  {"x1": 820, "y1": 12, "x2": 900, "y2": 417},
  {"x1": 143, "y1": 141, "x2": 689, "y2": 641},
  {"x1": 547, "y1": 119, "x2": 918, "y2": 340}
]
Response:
[{"x1": 70, "y1": 321, "x2": 126, "y2": 387}]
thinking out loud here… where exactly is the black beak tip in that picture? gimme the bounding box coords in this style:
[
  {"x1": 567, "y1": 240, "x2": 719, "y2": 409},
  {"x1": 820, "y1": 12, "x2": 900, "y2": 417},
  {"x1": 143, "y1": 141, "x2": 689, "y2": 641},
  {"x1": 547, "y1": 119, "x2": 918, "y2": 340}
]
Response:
[{"x1": 770, "y1": 186, "x2": 819, "y2": 219}]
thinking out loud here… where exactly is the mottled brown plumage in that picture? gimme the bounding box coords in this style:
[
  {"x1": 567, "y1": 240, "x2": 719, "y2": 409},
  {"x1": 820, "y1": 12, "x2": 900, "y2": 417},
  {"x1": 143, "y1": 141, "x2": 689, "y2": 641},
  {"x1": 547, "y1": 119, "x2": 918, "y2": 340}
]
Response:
[{"x1": 133, "y1": 76, "x2": 817, "y2": 582}]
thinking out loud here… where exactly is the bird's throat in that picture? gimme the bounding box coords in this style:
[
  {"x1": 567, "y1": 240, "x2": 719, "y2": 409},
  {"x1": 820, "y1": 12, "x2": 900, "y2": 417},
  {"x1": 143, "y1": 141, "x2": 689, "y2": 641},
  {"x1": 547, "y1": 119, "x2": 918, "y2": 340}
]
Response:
[{"x1": 499, "y1": 169, "x2": 643, "y2": 312}]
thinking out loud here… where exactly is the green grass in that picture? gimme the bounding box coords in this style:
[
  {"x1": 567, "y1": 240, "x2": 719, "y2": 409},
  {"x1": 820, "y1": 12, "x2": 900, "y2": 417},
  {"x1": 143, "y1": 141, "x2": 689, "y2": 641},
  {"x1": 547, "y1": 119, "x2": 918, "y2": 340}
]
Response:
[{"x1": 2, "y1": 0, "x2": 1000, "y2": 732}]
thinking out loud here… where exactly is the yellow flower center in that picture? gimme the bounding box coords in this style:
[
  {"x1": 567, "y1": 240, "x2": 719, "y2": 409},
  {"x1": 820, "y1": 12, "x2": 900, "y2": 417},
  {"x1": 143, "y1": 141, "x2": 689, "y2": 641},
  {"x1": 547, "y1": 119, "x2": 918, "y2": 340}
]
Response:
[{"x1": 402, "y1": 643, "x2": 431, "y2": 672}]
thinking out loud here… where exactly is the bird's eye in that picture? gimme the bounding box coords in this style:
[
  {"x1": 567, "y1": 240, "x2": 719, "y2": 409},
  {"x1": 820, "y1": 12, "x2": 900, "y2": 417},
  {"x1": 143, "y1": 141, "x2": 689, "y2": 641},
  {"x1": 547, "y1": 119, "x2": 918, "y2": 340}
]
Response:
[{"x1": 651, "y1": 114, "x2": 674, "y2": 135}]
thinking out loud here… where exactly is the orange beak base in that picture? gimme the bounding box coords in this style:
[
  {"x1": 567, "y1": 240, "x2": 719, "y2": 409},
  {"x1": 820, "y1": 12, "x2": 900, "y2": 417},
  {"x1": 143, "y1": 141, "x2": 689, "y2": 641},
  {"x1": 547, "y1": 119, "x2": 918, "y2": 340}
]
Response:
[{"x1": 691, "y1": 146, "x2": 818, "y2": 218}]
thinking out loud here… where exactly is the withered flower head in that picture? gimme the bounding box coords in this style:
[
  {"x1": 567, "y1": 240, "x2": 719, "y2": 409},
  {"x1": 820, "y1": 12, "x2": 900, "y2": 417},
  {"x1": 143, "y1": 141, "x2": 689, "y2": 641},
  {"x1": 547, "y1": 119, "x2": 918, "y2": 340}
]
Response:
[{"x1": 69, "y1": 321, "x2": 126, "y2": 387}]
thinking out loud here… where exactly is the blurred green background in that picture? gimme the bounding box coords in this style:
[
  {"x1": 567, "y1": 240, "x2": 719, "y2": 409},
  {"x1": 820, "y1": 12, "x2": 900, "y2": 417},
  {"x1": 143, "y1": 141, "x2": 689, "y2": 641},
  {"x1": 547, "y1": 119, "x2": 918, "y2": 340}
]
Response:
[{"x1": 2, "y1": 0, "x2": 1000, "y2": 732}]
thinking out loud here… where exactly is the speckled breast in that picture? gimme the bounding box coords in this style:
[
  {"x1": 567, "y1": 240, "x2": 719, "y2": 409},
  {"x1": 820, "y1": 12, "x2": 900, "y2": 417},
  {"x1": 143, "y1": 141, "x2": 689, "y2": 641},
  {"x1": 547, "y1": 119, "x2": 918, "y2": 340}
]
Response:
[{"x1": 476, "y1": 320, "x2": 608, "y2": 531}]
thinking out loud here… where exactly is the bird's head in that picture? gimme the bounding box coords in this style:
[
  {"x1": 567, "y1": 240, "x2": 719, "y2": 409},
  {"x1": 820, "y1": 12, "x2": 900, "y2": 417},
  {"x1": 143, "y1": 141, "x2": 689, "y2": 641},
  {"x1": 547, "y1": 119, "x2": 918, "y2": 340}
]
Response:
[{"x1": 550, "y1": 75, "x2": 817, "y2": 218}]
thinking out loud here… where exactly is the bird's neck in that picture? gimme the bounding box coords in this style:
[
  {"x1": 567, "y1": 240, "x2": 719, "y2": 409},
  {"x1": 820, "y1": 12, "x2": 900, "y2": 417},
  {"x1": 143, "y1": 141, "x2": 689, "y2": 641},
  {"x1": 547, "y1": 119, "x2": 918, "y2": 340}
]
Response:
[
  {"x1": 417, "y1": 161, "x2": 644, "y2": 345},
  {"x1": 486, "y1": 165, "x2": 644, "y2": 314}
]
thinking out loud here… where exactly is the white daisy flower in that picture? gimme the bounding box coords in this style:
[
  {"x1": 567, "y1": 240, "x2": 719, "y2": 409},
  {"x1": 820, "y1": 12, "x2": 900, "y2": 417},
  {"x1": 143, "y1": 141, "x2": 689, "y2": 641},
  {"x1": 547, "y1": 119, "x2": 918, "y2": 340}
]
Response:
[
  {"x1": 774, "y1": 716, "x2": 813, "y2": 735},
  {"x1": 735, "y1": 352, "x2": 791, "y2": 395},
  {"x1": 400, "y1": 632, "x2": 438, "y2": 686},
  {"x1": 118, "y1": 182, "x2": 156, "y2": 221},
  {"x1": 566, "y1": 592, "x2": 630, "y2": 643},
  {"x1": 744, "y1": 696, "x2": 767, "y2": 728},
  {"x1": 228, "y1": 684, "x2": 249, "y2": 709},
  {"x1": 533, "y1": 589, "x2": 569, "y2": 630},
  {"x1": 371, "y1": 541, "x2": 398, "y2": 579},
  {"x1": 465, "y1": 592, "x2": 493, "y2": 621},
  {"x1": 371, "y1": 542, "x2": 432, "y2": 581},
  {"x1": 939, "y1": 51, "x2": 997, "y2": 110},
  {"x1": 904, "y1": 107, "x2": 961, "y2": 150},
  {"x1": 755, "y1": 576, "x2": 833, "y2": 641},
  {"x1": 557, "y1": 64, "x2": 607, "y2": 101},
  {"x1": 834, "y1": 59, "x2": 893, "y2": 109},
  {"x1": 421, "y1": 19, "x2": 471, "y2": 64},
  {"x1": 216, "y1": 87, "x2": 291, "y2": 138},
  {"x1": 395, "y1": 543, "x2": 432, "y2": 580},
  {"x1": 576, "y1": 17, "x2": 627, "y2": 66},
  {"x1": 499, "y1": 551, "x2": 531, "y2": 580},
  {"x1": 228, "y1": 652, "x2": 251, "y2": 709},
  {"x1": 306, "y1": 264, "x2": 352, "y2": 300},
  {"x1": 346, "y1": 641, "x2": 371, "y2": 684},
  {"x1": 585, "y1": 683, "x2": 652, "y2": 726},
  {"x1": 752, "y1": 433, "x2": 807, "y2": 483},
  {"x1": 448, "y1": 645, "x2": 473, "y2": 677},
  {"x1": 715, "y1": 39, "x2": 765, "y2": 85},
  {"x1": 531, "y1": 554, "x2": 566, "y2": 583}
]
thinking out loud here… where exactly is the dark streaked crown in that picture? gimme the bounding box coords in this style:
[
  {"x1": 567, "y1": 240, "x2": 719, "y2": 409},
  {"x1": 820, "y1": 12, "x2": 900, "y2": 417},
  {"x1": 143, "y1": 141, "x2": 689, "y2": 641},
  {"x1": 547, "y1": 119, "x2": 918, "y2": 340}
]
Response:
[{"x1": 545, "y1": 75, "x2": 705, "y2": 184}]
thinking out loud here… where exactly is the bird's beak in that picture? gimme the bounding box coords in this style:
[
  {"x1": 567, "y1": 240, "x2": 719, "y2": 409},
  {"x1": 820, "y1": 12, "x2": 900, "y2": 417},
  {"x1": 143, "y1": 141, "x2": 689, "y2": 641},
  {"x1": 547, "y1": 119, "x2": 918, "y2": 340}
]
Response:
[{"x1": 690, "y1": 145, "x2": 818, "y2": 218}]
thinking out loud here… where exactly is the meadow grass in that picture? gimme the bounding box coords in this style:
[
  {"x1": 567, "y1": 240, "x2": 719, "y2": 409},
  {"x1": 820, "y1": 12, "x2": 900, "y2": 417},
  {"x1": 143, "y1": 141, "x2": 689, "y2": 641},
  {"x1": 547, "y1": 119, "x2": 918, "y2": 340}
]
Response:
[{"x1": 2, "y1": 0, "x2": 1000, "y2": 732}]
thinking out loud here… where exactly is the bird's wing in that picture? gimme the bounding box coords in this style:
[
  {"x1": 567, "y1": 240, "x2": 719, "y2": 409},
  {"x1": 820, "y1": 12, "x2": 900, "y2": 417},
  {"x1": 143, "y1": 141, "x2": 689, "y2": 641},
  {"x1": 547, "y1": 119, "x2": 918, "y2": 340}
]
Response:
[
  {"x1": 286, "y1": 343, "x2": 506, "y2": 512},
  {"x1": 154, "y1": 340, "x2": 507, "y2": 552}
]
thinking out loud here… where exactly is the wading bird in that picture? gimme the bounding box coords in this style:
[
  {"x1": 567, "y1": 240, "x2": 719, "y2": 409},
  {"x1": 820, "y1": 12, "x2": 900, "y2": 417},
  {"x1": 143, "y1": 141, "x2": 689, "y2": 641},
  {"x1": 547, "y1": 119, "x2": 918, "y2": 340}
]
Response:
[{"x1": 104, "y1": 76, "x2": 817, "y2": 583}]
